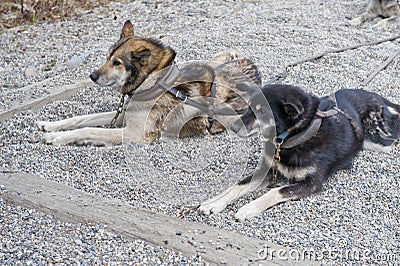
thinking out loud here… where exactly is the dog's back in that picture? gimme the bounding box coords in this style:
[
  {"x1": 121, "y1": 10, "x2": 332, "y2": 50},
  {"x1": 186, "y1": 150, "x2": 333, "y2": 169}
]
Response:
[{"x1": 210, "y1": 52, "x2": 261, "y2": 87}]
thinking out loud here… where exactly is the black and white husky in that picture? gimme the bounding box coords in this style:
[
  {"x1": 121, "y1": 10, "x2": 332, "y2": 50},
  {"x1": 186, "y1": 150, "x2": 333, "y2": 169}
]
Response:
[{"x1": 200, "y1": 84, "x2": 400, "y2": 220}]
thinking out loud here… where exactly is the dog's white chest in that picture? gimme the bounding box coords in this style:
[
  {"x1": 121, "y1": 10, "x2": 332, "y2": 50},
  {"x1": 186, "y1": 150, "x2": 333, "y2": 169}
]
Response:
[{"x1": 277, "y1": 163, "x2": 317, "y2": 181}]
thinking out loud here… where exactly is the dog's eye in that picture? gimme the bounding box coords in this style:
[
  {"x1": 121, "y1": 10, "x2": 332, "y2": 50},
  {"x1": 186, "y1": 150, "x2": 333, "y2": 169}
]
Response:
[{"x1": 112, "y1": 60, "x2": 121, "y2": 66}]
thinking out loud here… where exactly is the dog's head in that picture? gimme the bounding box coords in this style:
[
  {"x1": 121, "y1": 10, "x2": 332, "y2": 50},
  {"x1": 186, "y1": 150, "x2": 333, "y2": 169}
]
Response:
[
  {"x1": 90, "y1": 20, "x2": 176, "y2": 94},
  {"x1": 231, "y1": 83, "x2": 316, "y2": 138}
]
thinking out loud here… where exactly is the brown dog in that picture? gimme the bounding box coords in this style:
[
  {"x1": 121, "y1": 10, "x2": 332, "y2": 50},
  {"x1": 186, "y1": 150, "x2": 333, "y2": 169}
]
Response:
[{"x1": 37, "y1": 20, "x2": 261, "y2": 145}]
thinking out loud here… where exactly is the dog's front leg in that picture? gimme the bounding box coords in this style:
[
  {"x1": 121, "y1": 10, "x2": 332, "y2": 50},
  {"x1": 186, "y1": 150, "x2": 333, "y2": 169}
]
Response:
[
  {"x1": 200, "y1": 143, "x2": 275, "y2": 215},
  {"x1": 372, "y1": 15, "x2": 399, "y2": 28},
  {"x1": 37, "y1": 111, "x2": 125, "y2": 132},
  {"x1": 199, "y1": 172, "x2": 274, "y2": 215},
  {"x1": 235, "y1": 176, "x2": 323, "y2": 221},
  {"x1": 43, "y1": 126, "x2": 133, "y2": 146},
  {"x1": 350, "y1": 12, "x2": 377, "y2": 25},
  {"x1": 199, "y1": 178, "x2": 254, "y2": 215}
]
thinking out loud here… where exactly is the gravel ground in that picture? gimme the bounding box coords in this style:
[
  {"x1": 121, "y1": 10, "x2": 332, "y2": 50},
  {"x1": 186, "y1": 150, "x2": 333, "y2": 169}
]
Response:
[
  {"x1": 1, "y1": 0, "x2": 400, "y2": 265},
  {"x1": 0, "y1": 189, "x2": 194, "y2": 265}
]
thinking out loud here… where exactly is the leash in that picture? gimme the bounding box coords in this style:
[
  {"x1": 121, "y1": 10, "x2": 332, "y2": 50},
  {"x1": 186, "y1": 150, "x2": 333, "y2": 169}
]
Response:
[
  {"x1": 206, "y1": 81, "x2": 217, "y2": 131},
  {"x1": 110, "y1": 93, "x2": 127, "y2": 127}
]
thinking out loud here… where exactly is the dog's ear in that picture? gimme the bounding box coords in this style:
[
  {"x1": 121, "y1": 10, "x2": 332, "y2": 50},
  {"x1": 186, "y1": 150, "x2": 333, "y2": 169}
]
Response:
[
  {"x1": 280, "y1": 98, "x2": 304, "y2": 119},
  {"x1": 132, "y1": 49, "x2": 151, "y2": 65},
  {"x1": 121, "y1": 20, "x2": 135, "y2": 39}
]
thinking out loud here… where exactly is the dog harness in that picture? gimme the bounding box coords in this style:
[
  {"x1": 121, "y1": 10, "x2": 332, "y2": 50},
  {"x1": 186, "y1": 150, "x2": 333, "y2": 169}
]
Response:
[
  {"x1": 272, "y1": 92, "x2": 345, "y2": 178},
  {"x1": 111, "y1": 63, "x2": 246, "y2": 130},
  {"x1": 274, "y1": 92, "x2": 344, "y2": 148}
]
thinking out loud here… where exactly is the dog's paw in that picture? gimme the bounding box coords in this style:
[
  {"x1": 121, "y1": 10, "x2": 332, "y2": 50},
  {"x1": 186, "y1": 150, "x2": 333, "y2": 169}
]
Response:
[
  {"x1": 235, "y1": 202, "x2": 262, "y2": 221},
  {"x1": 43, "y1": 132, "x2": 73, "y2": 146},
  {"x1": 349, "y1": 17, "x2": 364, "y2": 26},
  {"x1": 36, "y1": 120, "x2": 61, "y2": 132},
  {"x1": 199, "y1": 201, "x2": 227, "y2": 215},
  {"x1": 372, "y1": 19, "x2": 390, "y2": 29}
]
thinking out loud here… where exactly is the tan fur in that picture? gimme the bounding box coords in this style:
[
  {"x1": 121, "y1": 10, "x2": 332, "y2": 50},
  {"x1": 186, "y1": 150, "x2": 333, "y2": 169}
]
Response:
[{"x1": 37, "y1": 21, "x2": 261, "y2": 146}]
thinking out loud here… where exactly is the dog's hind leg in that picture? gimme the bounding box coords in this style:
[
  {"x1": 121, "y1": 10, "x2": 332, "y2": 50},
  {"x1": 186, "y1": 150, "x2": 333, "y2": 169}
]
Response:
[
  {"x1": 383, "y1": 98, "x2": 400, "y2": 115},
  {"x1": 37, "y1": 111, "x2": 125, "y2": 132},
  {"x1": 362, "y1": 99, "x2": 400, "y2": 152},
  {"x1": 350, "y1": 12, "x2": 377, "y2": 25},
  {"x1": 235, "y1": 176, "x2": 323, "y2": 221}
]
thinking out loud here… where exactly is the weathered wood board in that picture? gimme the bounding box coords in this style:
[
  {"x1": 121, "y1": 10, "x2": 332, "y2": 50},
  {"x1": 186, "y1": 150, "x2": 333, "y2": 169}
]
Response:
[
  {"x1": 0, "y1": 78, "x2": 92, "y2": 122},
  {"x1": 0, "y1": 172, "x2": 317, "y2": 265}
]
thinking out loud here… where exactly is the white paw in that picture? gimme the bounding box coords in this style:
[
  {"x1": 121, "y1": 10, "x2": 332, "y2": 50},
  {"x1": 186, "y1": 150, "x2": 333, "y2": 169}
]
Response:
[
  {"x1": 36, "y1": 120, "x2": 62, "y2": 132},
  {"x1": 235, "y1": 202, "x2": 262, "y2": 221},
  {"x1": 199, "y1": 200, "x2": 228, "y2": 215},
  {"x1": 372, "y1": 20, "x2": 389, "y2": 29},
  {"x1": 349, "y1": 17, "x2": 363, "y2": 26},
  {"x1": 43, "y1": 132, "x2": 73, "y2": 146}
]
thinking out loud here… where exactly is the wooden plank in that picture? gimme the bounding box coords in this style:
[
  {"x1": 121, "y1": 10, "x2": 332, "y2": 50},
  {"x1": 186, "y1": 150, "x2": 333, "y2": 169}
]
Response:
[
  {"x1": 287, "y1": 34, "x2": 400, "y2": 68},
  {"x1": 362, "y1": 49, "x2": 400, "y2": 86},
  {"x1": 0, "y1": 78, "x2": 92, "y2": 122},
  {"x1": 0, "y1": 172, "x2": 317, "y2": 265}
]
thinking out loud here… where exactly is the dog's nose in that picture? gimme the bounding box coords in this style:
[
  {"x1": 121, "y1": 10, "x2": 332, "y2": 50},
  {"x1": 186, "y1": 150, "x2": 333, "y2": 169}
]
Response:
[{"x1": 89, "y1": 72, "x2": 99, "y2": 82}]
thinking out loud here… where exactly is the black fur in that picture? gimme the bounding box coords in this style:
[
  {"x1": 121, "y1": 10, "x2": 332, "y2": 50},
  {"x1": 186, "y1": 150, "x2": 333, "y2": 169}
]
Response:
[
  {"x1": 234, "y1": 84, "x2": 400, "y2": 200},
  {"x1": 125, "y1": 54, "x2": 139, "y2": 84}
]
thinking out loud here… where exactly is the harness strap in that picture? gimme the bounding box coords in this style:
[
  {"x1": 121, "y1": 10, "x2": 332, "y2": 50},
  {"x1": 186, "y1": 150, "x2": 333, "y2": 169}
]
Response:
[
  {"x1": 132, "y1": 63, "x2": 181, "y2": 101},
  {"x1": 271, "y1": 92, "x2": 345, "y2": 177},
  {"x1": 110, "y1": 64, "x2": 181, "y2": 127},
  {"x1": 111, "y1": 63, "x2": 246, "y2": 128},
  {"x1": 206, "y1": 81, "x2": 217, "y2": 131},
  {"x1": 278, "y1": 92, "x2": 345, "y2": 149},
  {"x1": 316, "y1": 91, "x2": 344, "y2": 118},
  {"x1": 141, "y1": 64, "x2": 246, "y2": 116},
  {"x1": 281, "y1": 118, "x2": 322, "y2": 149}
]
